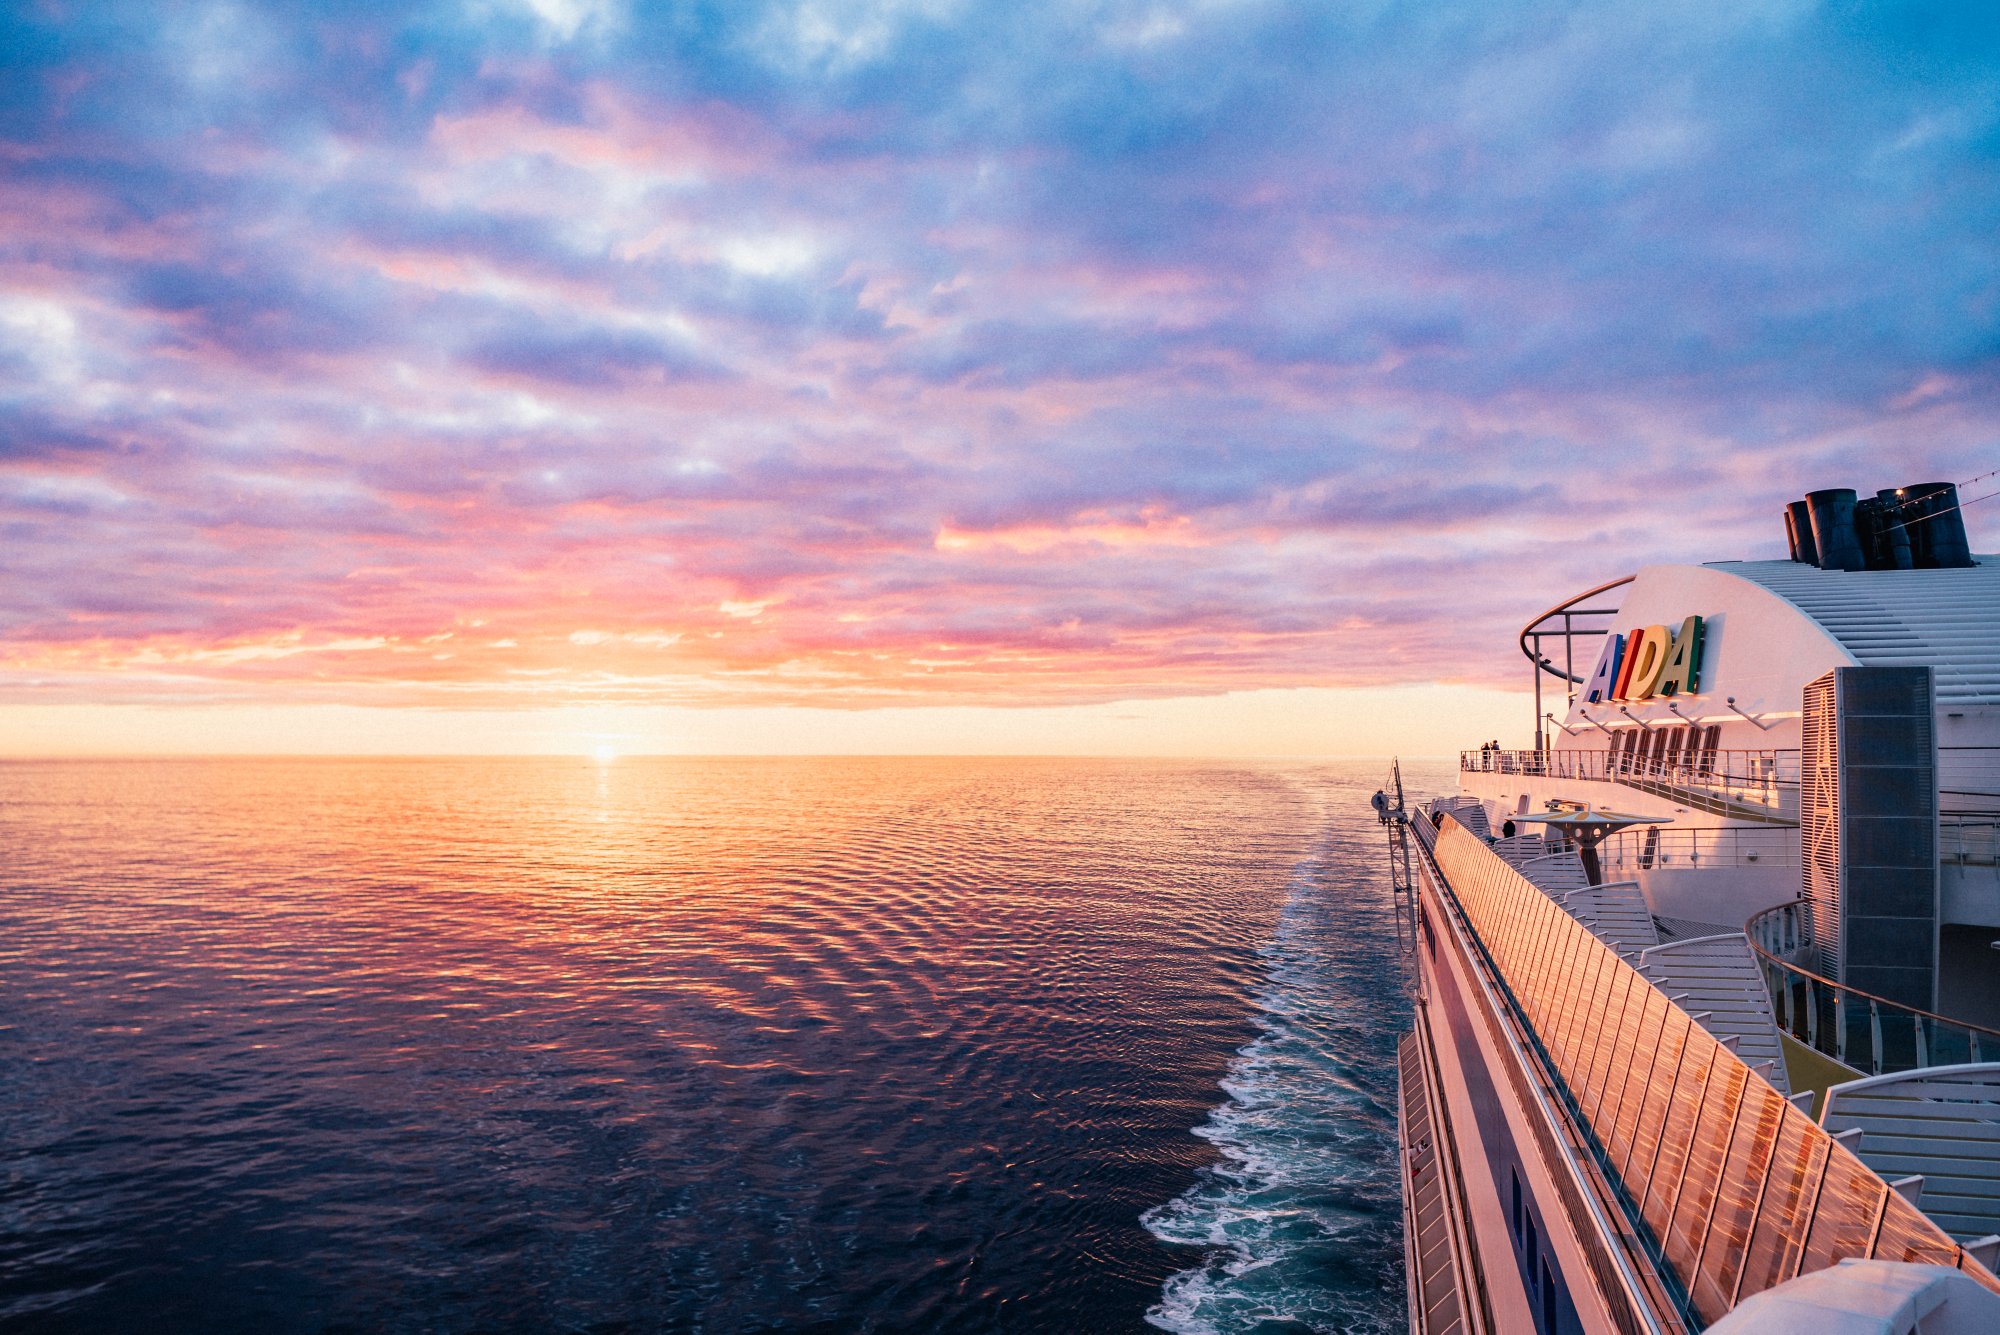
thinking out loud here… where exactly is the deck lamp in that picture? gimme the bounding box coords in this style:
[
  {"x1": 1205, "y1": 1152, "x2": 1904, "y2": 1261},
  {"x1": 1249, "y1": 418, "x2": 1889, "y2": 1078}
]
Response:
[
  {"x1": 1574, "y1": 709, "x2": 1617, "y2": 736},
  {"x1": 1725, "y1": 696, "x2": 1777, "y2": 731}
]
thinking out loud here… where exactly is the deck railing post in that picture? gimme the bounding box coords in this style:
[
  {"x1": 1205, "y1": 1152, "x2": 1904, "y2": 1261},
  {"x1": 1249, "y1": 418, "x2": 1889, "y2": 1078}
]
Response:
[
  {"x1": 1746, "y1": 900, "x2": 2000, "y2": 1076},
  {"x1": 1869, "y1": 1001, "x2": 1884, "y2": 1075},
  {"x1": 1834, "y1": 990, "x2": 1847, "y2": 1065}
]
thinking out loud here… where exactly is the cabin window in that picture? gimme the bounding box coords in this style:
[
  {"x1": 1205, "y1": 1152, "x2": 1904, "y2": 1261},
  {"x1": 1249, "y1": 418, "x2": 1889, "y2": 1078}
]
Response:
[
  {"x1": 1541, "y1": 1258, "x2": 1557, "y2": 1333},
  {"x1": 1511, "y1": 1170, "x2": 1522, "y2": 1240}
]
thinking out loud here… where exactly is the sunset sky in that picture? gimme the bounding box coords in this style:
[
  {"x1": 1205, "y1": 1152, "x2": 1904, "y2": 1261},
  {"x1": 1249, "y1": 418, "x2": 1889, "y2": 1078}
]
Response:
[{"x1": 2, "y1": 1, "x2": 1996, "y2": 755}]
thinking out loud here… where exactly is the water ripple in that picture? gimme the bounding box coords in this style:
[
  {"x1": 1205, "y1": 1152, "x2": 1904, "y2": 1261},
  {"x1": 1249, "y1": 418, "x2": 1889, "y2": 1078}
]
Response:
[
  {"x1": 1143, "y1": 783, "x2": 1423, "y2": 1335},
  {"x1": 0, "y1": 757, "x2": 1416, "y2": 1333}
]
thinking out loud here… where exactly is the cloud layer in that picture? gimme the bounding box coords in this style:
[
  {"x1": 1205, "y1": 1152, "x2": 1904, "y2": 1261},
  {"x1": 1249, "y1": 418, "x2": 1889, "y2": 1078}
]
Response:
[{"x1": 3, "y1": 0, "x2": 1997, "y2": 709}]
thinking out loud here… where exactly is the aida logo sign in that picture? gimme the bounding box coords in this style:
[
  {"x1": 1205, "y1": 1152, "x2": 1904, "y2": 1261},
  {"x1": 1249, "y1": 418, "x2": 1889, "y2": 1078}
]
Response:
[{"x1": 1582, "y1": 616, "x2": 1706, "y2": 703}]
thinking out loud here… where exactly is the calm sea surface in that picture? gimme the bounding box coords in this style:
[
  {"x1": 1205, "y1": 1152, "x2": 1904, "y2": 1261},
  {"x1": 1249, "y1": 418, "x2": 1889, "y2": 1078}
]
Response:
[{"x1": 0, "y1": 757, "x2": 1433, "y2": 1333}]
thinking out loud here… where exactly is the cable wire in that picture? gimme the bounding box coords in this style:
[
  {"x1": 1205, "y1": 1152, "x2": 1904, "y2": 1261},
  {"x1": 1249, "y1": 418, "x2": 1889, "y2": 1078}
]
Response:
[
  {"x1": 1901, "y1": 485, "x2": 1999, "y2": 528},
  {"x1": 1879, "y1": 469, "x2": 2000, "y2": 517}
]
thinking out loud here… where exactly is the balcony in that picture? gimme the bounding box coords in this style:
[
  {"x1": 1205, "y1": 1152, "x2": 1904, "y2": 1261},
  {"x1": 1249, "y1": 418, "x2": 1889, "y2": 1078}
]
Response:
[
  {"x1": 1461, "y1": 747, "x2": 1798, "y2": 822},
  {"x1": 1945, "y1": 816, "x2": 2000, "y2": 868},
  {"x1": 1589, "y1": 825, "x2": 1800, "y2": 875}
]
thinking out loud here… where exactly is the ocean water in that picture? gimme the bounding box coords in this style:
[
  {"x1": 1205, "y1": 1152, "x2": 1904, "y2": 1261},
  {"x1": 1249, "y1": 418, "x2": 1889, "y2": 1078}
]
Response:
[{"x1": 0, "y1": 757, "x2": 1422, "y2": 1333}]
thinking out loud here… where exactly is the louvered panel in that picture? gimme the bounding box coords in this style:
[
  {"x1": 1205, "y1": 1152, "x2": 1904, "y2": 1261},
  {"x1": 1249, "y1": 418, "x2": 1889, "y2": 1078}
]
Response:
[
  {"x1": 1398, "y1": 1022, "x2": 1474, "y2": 1335},
  {"x1": 1822, "y1": 1065, "x2": 2000, "y2": 1244},
  {"x1": 1490, "y1": 833, "x2": 1548, "y2": 869},
  {"x1": 1560, "y1": 880, "x2": 1660, "y2": 959},
  {"x1": 1518, "y1": 850, "x2": 1591, "y2": 895},
  {"x1": 1433, "y1": 796, "x2": 1491, "y2": 838},
  {"x1": 1801, "y1": 670, "x2": 1842, "y2": 976},
  {"x1": 1638, "y1": 933, "x2": 1790, "y2": 1094}
]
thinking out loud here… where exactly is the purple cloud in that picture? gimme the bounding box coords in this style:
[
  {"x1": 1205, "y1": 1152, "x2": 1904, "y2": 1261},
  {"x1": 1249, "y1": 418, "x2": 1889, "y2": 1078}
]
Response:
[{"x1": 0, "y1": 1, "x2": 1996, "y2": 710}]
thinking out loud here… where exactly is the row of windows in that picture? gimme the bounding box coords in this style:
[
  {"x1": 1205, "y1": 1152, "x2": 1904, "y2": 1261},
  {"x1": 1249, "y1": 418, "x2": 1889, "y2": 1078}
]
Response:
[{"x1": 1607, "y1": 722, "x2": 1722, "y2": 773}]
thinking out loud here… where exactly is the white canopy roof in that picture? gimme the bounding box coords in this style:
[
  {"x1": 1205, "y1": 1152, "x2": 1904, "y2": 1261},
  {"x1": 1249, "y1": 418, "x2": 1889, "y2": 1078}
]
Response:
[{"x1": 1713, "y1": 557, "x2": 2000, "y2": 707}]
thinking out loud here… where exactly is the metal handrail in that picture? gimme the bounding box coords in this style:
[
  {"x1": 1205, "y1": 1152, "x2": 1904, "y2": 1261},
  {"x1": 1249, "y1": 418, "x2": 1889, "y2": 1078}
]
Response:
[
  {"x1": 1943, "y1": 815, "x2": 2000, "y2": 866},
  {"x1": 1582, "y1": 826, "x2": 1799, "y2": 873},
  {"x1": 1941, "y1": 747, "x2": 2000, "y2": 812},
  {"x1": 1519, "y1": 574, "x2": 1636, "y2": 685},
  {"x1": 1408, "y1": 811, "x2": 1683, "y2": 1331},
  {"x1": 1415, "y1": 806, "x2": 2000, "y2": 1323},
  {"x1": 1745, "y1": 900, "x2": 2000, "y2": 1074},
  {"x1": 1462, "y1": 747, "x2": 1799, "y2": 784}
]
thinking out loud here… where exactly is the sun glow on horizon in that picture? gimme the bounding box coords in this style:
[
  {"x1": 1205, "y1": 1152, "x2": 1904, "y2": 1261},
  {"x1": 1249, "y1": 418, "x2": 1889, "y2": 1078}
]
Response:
[{"x1": 0, "y1": 684, "x2": 1537, "y2": 759}]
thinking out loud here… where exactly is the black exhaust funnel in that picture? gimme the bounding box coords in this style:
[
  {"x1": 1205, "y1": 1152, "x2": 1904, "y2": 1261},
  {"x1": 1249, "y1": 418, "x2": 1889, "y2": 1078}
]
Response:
[
  {"x1": 1859, "y1": 494, "x2": 1914, "y2": 570},
  {"x1": 1894, "y1": 483, "x2": 1975, "y2": 568},
  {"x1": 1785, "y1": 500, "x2": 1819, "y2": 565},
  {"x1": 1806, "y1": 488, "x2": 1866, "y2": 571}
]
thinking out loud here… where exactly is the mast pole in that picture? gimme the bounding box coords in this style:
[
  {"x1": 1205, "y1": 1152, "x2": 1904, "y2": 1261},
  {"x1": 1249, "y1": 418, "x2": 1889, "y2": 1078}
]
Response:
[{"x1": 1533, "y1": 631, "x2": 1545, "y2": 754}]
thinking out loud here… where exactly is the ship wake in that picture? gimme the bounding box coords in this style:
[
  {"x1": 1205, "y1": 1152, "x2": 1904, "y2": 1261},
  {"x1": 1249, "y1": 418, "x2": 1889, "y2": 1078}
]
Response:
[{"x1": 1142, "y1": 829, "x2": 1408, "y2": 1335}]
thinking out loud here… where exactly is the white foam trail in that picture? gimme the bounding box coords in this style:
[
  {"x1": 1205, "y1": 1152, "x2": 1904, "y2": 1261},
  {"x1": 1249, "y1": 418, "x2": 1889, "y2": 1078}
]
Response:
[{"x1": 1142, "y1": 831, "x2": 1405, "y2": 1335}]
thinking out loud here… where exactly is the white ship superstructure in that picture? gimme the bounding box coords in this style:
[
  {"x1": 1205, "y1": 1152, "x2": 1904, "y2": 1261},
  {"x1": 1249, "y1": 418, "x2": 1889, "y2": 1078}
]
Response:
[{"x1": 1386, "y1": 482, "x2": 2000, "y2": 1333}]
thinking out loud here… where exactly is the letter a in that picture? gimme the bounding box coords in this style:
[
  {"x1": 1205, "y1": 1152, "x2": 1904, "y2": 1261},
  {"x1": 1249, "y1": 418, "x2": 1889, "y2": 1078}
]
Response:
[
  {"x1": 1658, "y1": 615, "x2": 1705, "y2": 696},
  {"x1": 1626, "y1": 625, "x2": 1672, "y2": 699},
  {"x1": 1582, "y1": 633, "x2": 1624, "y2": 704}
]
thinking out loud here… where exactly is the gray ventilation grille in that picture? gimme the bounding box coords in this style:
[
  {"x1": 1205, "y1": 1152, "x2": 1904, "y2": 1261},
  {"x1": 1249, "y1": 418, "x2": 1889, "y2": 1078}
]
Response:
[{"x1": 1802, "y1": 669, "x2": 1842, "y2": 976}]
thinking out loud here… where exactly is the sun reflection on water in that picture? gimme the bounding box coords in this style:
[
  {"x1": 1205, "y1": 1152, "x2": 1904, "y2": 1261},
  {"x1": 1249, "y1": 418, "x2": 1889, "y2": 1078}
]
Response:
[{"x1": 0, "y1": 756, "x2": 1417, "y2": 1333}]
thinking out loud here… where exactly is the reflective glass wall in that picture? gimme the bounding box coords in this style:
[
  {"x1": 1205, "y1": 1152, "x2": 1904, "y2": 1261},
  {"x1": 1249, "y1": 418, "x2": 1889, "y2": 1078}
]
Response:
[{"x1": 1416, "y1": 815, "x2": 1995, "y2": 1325}]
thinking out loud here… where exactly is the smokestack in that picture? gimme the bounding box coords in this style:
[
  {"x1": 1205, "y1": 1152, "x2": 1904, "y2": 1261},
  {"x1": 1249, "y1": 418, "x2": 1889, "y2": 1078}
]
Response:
[
  {"x1": 1892, "y1": 483, "x2": 1975, "y2": 569},
  {"x1": 1785, "y1": 500, "x2": 1819, "y2": 565},
  {"x1": 1806, "y1": 488, "x2": 1865, "y2": 571},
  {"x1": 1859, "y1": 494, "x2": 1914, "y2": 570}
]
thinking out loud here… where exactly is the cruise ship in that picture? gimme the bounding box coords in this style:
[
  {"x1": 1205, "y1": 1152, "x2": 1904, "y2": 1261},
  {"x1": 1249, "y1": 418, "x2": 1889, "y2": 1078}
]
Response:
[{"x1": 1382, "y1": 482, "x2": 2000, "y2": 1333}]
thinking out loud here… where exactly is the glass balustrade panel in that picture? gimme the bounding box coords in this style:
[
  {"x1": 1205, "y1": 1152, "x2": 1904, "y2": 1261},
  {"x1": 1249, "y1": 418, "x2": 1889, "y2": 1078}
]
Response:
[
  {"x1": 1872, "y1": 1190, "x2": 1964, "y2": 1268},
  {"x1": 1582, "y1": 968, "x2": 1642, "y2": 1129},
  {"x1": 1606, "y1": 989, "x2": 1672, "y2": 1172},
  {"x1": 1425, "y1": 816, "x2": 2000, "y2": 1313},
  {"x1": 1547, "y1": 924, "x2": 1605, "y2": 1070},
  {"x1": 1736, "y1": 1110, "x2": 1826, "y2": 1296},
  {"x1": 1689, "y1": 1088, "x2": 1786, "y2": 1319},
  {"x1": 1799, "y1": 1150, "x2": 1888, "y2": 1274},
  {"x1": 1663, "y1": 1060, "x2": 1748, "y2": 1284},
  {"x1": 1641, "y1": 1034, "x2": 1718, "y2": 1240},
  {"x1": 1624, "y1": 1007, "x2": 1695, "y2": 1189}
]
